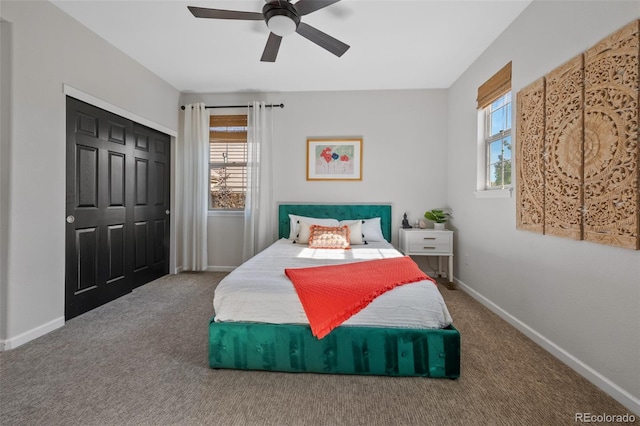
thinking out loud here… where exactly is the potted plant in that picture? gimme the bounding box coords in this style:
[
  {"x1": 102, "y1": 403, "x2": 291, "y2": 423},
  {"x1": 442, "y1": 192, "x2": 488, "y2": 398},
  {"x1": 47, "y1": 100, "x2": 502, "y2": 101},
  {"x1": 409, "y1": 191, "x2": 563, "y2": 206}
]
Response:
[{"x1": 424, "y1": 209, "x2": 449, "y2": 230}]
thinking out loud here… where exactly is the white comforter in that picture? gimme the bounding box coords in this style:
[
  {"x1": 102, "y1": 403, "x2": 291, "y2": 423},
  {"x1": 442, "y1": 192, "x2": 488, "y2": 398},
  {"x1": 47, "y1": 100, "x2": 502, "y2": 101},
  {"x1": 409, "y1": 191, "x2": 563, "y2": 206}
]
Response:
[{"x1": 214, "y1": 238, "x2": 453, "y2": 329}]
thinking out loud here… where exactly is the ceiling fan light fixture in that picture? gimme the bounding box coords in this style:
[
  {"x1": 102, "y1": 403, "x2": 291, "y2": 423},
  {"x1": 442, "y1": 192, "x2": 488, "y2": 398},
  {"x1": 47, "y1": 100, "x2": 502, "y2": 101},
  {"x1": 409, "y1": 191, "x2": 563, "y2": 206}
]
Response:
[
  {"x1": 267, "y1": 15, "x2": 297, "y2": 37},
  {"x1": 263, "y1": 1, "x2": 300, "y2": 37}
]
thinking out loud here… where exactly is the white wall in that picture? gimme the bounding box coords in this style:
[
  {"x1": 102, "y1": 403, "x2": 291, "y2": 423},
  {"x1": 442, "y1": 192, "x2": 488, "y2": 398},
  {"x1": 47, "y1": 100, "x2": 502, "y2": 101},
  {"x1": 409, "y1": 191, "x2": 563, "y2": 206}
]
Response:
[
  {"x1": 447, "y1": 0, "x2": 640, "y2": 413},
  {"x1": 0, "y1": 18, "x2": 12, "y2": 341},
  {"x1": 0, "y1": 1, "x2": 180, "y2": 348},
  {"x1": 181, "y1": 89, "x2": 449, "y2": 270}
]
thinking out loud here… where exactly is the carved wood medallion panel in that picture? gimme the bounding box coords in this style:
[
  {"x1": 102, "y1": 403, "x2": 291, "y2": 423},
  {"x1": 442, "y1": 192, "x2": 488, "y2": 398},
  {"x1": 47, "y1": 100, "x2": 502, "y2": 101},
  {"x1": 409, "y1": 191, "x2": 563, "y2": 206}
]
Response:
[
  {"x1": 516, "y1": 78, "x2": 546, "y2": 233},
  {"x1": 544, "y1": 55, "x2": 584, "y2": 241},
  {"x1": 515, "y1": 19, "x2": 639, "y2": 250},
  {"x1": 583, "y1": 20, "x2": 639, "y2": 250}
]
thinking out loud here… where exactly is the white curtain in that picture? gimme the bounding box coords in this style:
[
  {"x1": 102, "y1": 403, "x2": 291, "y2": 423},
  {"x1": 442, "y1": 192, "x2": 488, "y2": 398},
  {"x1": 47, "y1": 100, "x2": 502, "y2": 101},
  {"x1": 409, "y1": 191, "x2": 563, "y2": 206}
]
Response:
[
  {"x1": 181, "y1": 103, "x2": 209, "y2": 271},
  {"x1": 242, "y1": 101, "x2": 273, "y2": 262}
]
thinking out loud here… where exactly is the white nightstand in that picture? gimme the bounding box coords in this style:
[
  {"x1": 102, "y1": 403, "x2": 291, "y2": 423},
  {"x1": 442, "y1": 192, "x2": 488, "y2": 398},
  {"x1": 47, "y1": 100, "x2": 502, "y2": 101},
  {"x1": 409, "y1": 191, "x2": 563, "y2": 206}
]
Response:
[{"x1": 398, "y1": 228, "x2": 454, "y2": 285}]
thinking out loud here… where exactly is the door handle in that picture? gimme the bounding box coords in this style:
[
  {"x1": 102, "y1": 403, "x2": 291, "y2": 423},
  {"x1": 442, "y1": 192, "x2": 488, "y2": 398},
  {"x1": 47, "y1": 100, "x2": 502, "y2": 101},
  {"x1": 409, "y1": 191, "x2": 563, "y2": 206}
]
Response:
[
  {"x1": 66, "y1": 215, "x2": 75, "y2": 224},
  {"x1": 165, "y1": 210, "x2": 170, "y2": 215}
]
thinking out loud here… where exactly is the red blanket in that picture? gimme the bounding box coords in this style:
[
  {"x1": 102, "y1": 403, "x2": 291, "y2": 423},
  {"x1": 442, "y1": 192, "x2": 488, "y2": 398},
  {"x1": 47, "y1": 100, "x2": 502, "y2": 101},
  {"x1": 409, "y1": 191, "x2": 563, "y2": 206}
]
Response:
[{"x1": 285, "y1": 256, "x2": 434, "y2": 339}]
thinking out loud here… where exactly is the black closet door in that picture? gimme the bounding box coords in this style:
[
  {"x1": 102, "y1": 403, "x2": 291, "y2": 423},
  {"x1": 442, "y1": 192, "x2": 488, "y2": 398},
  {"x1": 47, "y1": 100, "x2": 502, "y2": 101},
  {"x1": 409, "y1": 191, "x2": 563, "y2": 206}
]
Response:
[
  {"x1": 65, "y1": 97, "x2": 170, "y2": 319},
  {"x1": 130, "y1": 123, "x2": 171, "y2": 287}
]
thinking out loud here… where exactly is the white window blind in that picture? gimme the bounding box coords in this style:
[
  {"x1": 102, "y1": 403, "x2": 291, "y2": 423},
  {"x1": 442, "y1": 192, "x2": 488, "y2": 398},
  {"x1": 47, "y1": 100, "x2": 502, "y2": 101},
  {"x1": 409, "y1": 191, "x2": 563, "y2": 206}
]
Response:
[{"x1": 209, "y1": 115, "x2": 248, "y2": 209}]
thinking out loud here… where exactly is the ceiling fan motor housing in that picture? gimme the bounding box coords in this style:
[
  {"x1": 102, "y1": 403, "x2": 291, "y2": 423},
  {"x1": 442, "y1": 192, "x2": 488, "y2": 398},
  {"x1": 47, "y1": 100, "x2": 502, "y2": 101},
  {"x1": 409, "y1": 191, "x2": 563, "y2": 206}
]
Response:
[{"x1": 263, "y1": 1, "x2": 301, "y2": 36}]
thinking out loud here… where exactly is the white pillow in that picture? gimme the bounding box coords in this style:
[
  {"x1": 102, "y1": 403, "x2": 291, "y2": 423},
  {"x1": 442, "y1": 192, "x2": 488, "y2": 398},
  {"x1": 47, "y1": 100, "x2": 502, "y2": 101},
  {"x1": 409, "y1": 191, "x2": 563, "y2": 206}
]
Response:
[
  {"x1": 288, "y1": 215, "x2": 338, "y2": 240},
  {"x1": 338, "y1": 220, "x2": 364, "y2": 245},
  {"x1": 296, "y1": 221, "x2": 312, "y2": 244},
  {"x1": 361, "y1": 217, "x2": 385, "y2": 242}
]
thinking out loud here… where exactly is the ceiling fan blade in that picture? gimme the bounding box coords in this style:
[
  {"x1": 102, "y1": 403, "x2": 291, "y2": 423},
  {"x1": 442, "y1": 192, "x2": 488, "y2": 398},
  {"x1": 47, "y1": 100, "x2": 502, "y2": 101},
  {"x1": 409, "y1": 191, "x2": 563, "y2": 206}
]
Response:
[
  {"x1": 187, "y1": 6, "x2": 263, "y2": 21},
  {"x1": 294, "y1": 0, "x2": 341, "y2": 16},
  {"x1": 295, "y1": 22, "x2": 349, "y2": 57},
  {"x1": 261, "y1": 33, "x2": 283, "y2": 62}
]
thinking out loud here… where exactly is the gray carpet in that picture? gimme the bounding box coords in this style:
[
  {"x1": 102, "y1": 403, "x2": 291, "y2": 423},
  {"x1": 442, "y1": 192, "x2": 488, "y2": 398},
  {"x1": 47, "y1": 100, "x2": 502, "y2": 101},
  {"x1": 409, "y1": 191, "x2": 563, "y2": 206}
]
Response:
[{"x1": 0, "y1": 272, "x2": 636, "y2": 426}]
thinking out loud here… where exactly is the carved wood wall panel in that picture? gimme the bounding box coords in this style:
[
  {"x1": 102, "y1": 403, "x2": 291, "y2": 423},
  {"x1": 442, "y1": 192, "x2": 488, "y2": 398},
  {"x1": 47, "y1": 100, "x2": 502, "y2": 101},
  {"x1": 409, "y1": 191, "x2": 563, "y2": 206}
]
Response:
[
  {"x1": 515, "y1": 19, "x2": 639, "y2": 250},
  {"x1": 583, "y1": 20, "x2": 639, "y2": 250},
  {"x1": 516, "y1": 78, "x2": 546, "y2": 233},
  {"x1": 544, "y1": 55, "x2": 584, "y2": 241}
]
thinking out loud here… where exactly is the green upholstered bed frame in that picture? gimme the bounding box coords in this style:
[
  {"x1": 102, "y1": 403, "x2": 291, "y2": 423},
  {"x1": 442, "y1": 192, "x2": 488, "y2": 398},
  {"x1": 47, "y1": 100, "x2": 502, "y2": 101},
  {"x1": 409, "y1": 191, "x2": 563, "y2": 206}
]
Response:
[
  {"x1": 209, "y1": 319, "x2": 460, "y2": 378},
  {"x1": 209, "y1": 204, "x2": 460, "y2": 378}
]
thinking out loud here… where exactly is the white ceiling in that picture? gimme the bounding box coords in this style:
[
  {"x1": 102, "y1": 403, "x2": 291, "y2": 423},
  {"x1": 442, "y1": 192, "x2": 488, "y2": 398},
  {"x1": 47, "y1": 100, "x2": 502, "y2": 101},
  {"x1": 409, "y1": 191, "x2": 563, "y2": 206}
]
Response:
[{"x1": 51, "y1": 0, "x2": 532, "y2": 93}]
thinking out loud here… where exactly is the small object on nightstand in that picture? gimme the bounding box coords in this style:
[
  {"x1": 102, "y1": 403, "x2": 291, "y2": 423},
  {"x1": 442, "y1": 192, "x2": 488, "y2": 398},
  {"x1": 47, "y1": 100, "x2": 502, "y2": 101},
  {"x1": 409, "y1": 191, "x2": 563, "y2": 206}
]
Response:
[{"x1": 402, "y1": 213, "x2": 412, "y2": 229}]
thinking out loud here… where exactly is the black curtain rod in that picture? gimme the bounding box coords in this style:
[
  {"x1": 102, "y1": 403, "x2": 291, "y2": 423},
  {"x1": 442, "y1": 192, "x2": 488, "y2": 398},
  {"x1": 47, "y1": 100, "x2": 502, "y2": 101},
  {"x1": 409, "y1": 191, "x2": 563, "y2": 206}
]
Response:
[{"x1": 180, "y1": 103, "x2": 284, "y2": 110}]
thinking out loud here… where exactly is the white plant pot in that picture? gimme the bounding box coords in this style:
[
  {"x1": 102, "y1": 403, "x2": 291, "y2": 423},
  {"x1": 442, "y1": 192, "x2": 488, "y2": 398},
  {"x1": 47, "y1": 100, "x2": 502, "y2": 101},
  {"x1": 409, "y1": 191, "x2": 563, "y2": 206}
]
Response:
[{"x1": 434, "y1": 222, "x2": 446, "y2": 231}]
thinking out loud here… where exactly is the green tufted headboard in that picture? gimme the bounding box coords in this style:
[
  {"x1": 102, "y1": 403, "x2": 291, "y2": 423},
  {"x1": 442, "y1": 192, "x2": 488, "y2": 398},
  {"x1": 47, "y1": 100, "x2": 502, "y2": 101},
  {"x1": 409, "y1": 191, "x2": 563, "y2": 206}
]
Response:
[{"x1": 278, "y1": 204, "x2": 392, "y2": 242}]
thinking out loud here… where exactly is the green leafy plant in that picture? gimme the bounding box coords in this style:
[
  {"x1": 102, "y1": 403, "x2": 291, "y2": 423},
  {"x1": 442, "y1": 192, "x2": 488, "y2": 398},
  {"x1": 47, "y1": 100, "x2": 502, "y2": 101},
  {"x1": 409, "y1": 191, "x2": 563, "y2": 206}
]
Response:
[{"x1": 424, "y1": 209, "x2": 449, "y2": 223}]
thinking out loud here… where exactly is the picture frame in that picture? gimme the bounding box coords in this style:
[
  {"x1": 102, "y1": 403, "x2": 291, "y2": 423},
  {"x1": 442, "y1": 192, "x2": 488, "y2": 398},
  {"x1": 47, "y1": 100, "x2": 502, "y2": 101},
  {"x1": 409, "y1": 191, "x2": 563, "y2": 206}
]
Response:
[{"x1": 306, "y1": 138, "x2": 363, "y2": 181}]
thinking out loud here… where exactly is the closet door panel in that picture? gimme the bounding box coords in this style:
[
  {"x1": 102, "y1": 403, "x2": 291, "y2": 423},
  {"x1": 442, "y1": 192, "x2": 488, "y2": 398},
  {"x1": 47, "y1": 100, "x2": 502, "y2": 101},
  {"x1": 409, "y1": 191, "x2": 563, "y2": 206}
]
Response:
[{"x1": 66, "y1": 97, "x2": 172, "y2": 319}]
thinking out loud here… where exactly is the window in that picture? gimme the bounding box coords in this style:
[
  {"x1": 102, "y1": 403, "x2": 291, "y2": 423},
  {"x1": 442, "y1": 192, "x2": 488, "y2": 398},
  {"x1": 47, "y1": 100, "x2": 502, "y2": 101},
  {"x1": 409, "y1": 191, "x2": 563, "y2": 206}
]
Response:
[
  {"x1": 484, "y1": 92, "x2": 512, "y2": 188},
  {"x1": 209, "y1": 115, "x2": 247, "y2": 210},
  {"x1": 476, "y1": 61, "x2": 512, "y2": 194}
]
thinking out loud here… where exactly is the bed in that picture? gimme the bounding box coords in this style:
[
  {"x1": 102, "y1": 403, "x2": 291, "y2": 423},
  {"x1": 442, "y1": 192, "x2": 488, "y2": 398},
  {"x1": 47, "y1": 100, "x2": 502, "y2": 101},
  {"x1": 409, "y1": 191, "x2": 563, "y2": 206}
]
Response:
[{"x1": 208, "y1": 204, "x2": 460, "y2": 378}]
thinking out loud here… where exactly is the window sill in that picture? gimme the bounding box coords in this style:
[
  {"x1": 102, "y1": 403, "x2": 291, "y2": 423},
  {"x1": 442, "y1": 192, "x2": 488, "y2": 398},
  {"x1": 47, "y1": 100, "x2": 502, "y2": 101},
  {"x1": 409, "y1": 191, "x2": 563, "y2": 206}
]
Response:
[
  {"x1": 208, "y1": 210, "x2": 245, "y2": 217},
  {"x1": 473, "y1": 188, "x2": 513, "y2": 199}
]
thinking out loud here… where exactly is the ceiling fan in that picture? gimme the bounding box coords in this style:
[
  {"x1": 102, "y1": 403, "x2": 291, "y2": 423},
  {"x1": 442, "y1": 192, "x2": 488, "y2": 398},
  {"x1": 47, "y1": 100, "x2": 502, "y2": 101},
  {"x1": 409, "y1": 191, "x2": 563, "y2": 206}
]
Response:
[{"x1": 187, "y1": 0, "x2": 350, "y2": 62}]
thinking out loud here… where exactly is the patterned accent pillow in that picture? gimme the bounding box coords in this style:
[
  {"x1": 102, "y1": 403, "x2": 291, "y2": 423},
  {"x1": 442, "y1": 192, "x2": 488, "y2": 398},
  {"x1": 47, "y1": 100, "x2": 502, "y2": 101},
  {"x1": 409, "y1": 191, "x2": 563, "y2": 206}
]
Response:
[{"x1": 308, "y1": 225, "x2": 351, "y2": 249}]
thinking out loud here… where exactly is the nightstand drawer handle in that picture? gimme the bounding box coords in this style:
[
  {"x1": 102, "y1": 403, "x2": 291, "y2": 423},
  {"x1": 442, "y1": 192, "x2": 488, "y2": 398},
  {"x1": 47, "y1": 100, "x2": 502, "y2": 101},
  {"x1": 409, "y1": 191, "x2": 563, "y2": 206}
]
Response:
[
  {"x1": 423, "y1": 237, "x2": 436, "y2": 240},
  {"x1": 423, "y1": 246, "x2": 436, "y2": 250}
]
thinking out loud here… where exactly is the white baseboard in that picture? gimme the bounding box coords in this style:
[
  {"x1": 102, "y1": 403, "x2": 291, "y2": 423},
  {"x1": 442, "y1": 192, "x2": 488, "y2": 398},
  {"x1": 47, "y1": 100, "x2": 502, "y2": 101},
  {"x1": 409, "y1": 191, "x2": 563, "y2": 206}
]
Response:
[
  {"x1": 454, "y1": 277, "x2": 640, "y2": 416},
  {"x1": 0, "y1": 316, "x2": 65, "y2": 351}
]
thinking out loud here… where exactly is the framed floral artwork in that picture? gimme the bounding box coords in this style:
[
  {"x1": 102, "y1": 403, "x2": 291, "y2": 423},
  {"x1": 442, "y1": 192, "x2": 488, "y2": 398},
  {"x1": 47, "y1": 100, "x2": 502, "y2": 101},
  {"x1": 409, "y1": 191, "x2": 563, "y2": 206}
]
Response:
[{"x1": 306, "y1": 138, "x2": 363, "y2": 181}]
